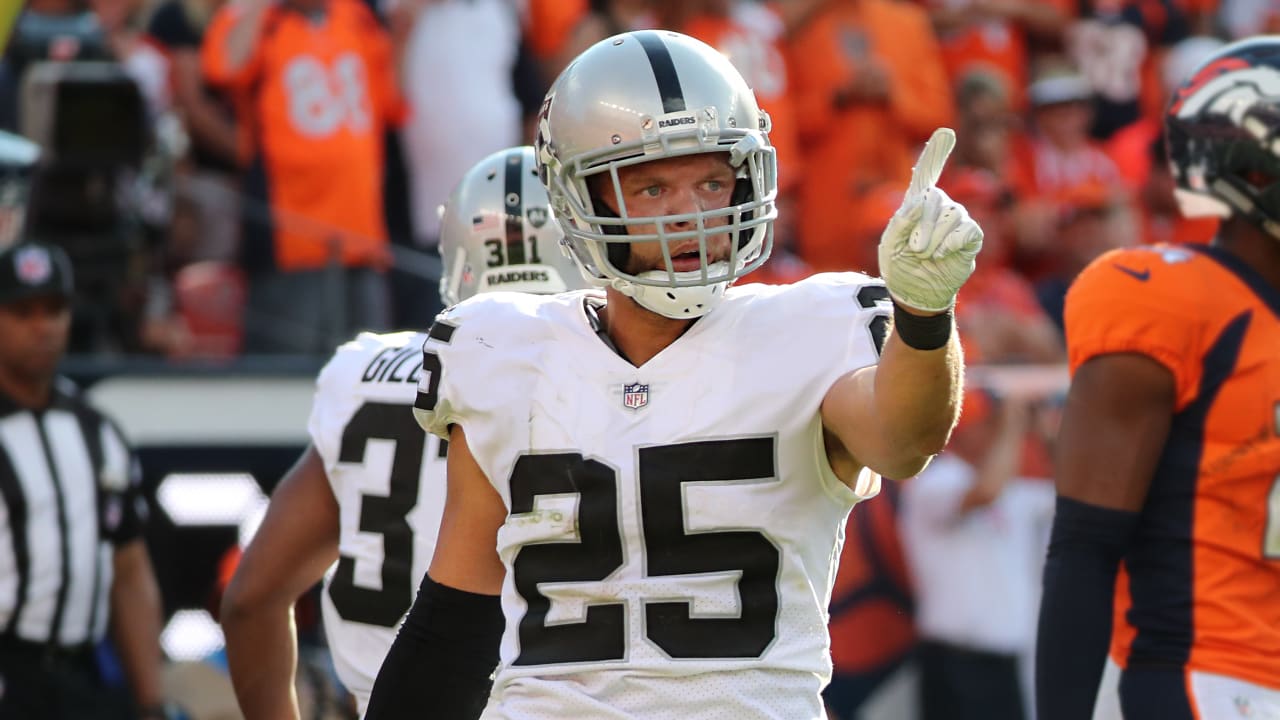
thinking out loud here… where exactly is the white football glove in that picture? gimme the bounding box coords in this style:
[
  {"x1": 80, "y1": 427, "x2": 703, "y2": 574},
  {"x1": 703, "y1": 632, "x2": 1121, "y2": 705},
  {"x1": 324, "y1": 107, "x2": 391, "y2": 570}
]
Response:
[{"x1": 878, "y1": 128, "x2": 984, "y2": 313}]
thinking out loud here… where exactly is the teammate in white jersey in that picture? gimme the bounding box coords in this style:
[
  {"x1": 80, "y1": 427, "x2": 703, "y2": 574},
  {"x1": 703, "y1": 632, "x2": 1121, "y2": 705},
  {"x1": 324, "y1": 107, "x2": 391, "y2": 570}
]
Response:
[
  {"x1": 364, "y1": 30, "x2": 984, "y2": 720},
  {"x1": 220, "y1": 146, "x2": 587, "y2": 719}
]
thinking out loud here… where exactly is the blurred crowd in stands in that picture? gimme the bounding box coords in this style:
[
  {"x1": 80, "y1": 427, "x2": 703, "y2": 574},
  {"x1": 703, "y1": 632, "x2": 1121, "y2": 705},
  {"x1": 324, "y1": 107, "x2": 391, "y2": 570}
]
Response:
[
  {"x1": 3, "y1": 0, "x2": 1271, "y2": 361},
  {"x1": 1, "y1": 0, "x2": 1276, "y2": 717}
]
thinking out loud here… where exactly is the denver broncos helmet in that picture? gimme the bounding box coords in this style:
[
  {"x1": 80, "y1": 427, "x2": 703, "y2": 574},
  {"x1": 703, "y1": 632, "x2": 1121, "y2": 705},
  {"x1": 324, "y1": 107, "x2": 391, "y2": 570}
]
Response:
[
  {"x1": 438, "y1": 146, "x2": 587, "y2": 306},
  {"x1": 1166, "y1": 36, "x2": 1280, "y2": 238},
  {"x1": 534, "y1": 30, "x2": 777, "y2": 319}
]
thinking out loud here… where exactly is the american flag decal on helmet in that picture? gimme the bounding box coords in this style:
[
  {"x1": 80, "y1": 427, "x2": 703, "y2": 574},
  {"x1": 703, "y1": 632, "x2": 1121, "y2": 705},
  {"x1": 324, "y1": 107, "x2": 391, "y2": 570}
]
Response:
[{"x1": 623, "y1": 382, "x2": 649, "y2": 410}]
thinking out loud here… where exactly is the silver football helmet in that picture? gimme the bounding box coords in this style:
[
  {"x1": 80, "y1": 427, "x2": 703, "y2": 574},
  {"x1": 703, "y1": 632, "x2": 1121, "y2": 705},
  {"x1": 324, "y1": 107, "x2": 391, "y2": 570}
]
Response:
[
  {"x1": 438, "y1": 146, "x2": 588, "y2": 306},
  {"x1": 0, "y1": 131, "x2": 39, "y2": 249},
  {"x1": 534, "y1": 30, "x2": 778, "y2": 319}
]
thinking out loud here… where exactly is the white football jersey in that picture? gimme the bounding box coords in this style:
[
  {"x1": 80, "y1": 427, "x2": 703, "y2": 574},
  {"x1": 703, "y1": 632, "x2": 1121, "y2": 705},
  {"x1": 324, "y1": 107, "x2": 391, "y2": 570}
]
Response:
[
  {"x1": 307, "y1": 331, "x2": 448, "y2": 716},
  {"x1": 415, "y1": 273, "x2": 891, "y2": 720}
]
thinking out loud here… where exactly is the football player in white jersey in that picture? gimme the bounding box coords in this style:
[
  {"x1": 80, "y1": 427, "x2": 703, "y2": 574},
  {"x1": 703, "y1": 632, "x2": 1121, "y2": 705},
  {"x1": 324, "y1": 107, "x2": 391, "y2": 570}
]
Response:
[
  {"x1": 364, "y1": 30, "x2": 984, "y2": 720},
  {"x1": 220, "y1": 146, "x2": 587, "y2": 719}
]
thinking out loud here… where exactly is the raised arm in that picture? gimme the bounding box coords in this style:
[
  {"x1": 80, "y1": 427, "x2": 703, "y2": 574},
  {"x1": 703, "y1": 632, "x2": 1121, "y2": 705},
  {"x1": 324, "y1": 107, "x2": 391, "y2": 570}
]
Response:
[
  {"x1": 201, "y1": 0, "x2": 273, "y2": 88},
  {"x1": 221, "y1": 446, "x2": 340, "y2": 720},
  {"x1": 822, "y1": 128, "x2": 981, "y2": 481},
  {"x1": 822, "y1": 312, "x2": 963, "y2": 480}
]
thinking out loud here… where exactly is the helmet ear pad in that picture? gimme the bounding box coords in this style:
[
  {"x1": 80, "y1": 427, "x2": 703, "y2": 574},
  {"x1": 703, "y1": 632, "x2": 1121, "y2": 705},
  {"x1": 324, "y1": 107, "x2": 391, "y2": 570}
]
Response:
[
  {"x1": 584, "y1": 175, "x2": 632, "y2": 271},
  {"x1": 1220, "y1": 129, "x2": 1280, "y2": 215}
]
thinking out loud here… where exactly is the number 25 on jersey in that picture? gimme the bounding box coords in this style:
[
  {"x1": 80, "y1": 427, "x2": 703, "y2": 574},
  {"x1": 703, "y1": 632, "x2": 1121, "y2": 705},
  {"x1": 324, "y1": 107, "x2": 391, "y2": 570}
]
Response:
[{"x1": 511, "y1": 438, "x2": 782, "y2": 667}]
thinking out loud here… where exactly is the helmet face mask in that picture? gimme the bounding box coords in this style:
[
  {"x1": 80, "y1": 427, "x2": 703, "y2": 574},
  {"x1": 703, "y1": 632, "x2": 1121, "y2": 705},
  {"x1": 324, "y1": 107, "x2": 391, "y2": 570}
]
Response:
[
  {"x1": 1166, "y1": 37, "x2": 1280, "y2": 238},
  {"x1": 536, "y1": 31, "x2": 778, "y2": 319},
  {"x1": 438, "y1": 146, "x2": 588, "y2": 307}
]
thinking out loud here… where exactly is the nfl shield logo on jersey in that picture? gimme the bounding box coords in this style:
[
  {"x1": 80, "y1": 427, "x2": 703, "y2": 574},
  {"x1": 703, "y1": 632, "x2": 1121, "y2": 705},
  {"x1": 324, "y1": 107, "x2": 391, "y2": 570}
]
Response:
[{"x1": 622, "y1": 382, "x2": 649, "y2": 410}]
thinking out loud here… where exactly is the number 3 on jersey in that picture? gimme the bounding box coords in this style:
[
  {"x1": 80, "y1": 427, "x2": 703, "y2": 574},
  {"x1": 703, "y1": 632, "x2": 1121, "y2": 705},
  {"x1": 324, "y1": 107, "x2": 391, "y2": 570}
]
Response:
[
  {"x1": 327, "y1": 402, "x2": 425, "y2": 627},
  {"x1": 511, "y1": 437, "x2": 781, "y2": 666}
]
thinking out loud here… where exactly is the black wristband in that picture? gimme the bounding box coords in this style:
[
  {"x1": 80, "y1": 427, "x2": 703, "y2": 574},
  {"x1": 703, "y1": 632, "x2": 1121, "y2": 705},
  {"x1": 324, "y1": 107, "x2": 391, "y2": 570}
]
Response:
[{"x1": 892, "y1": 303, "x2": 953, "y2": 350}]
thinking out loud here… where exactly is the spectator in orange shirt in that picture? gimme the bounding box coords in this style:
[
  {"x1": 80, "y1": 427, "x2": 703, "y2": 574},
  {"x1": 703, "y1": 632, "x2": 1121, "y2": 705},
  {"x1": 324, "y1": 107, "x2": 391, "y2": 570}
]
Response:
[
  {"x1": 1011, "y1": 61, "x2": 1133, "y2": 282},
  {"x1": 785, "y1": 0, "x2": 954, "y2": 273},
  {"x1": 202, "y1": 0, "x2": 405, "y2": 354},
  {"x1": 1015, "y1": 62, "x2": 1126, "y2": 198},
  {"x1": 926, "y1": 0, "x2": 1070, "y2": 112}
]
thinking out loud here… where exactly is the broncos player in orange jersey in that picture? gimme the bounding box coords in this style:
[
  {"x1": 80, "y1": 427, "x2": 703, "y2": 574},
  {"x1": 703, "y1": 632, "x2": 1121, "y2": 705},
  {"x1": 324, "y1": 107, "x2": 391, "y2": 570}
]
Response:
[{"x1": 1036, "y1": 37, "x2": 1280, "y2": 720}]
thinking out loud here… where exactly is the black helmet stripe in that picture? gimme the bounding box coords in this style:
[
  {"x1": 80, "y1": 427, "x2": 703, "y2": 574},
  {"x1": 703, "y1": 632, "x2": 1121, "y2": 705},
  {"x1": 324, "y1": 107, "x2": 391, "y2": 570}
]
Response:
[
  {"x1": 504, "y1": 148, "x2": 526, "y2": 265},
  {"x1": 635, "y1": 31, "x2": 687, "y2": 113}
]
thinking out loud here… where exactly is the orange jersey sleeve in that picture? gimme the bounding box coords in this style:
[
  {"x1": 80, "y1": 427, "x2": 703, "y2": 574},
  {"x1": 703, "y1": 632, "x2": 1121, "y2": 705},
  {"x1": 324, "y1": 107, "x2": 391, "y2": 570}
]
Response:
[{"x1": 1063, "y1": 245, "x2": 1209, "y2": 410}]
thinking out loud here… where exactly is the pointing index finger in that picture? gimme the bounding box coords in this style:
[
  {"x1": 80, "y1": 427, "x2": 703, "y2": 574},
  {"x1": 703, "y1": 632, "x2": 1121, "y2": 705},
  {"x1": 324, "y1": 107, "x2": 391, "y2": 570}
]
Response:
[{"x1": 906, "y1": 127, "x2": 956, "y2": 200}]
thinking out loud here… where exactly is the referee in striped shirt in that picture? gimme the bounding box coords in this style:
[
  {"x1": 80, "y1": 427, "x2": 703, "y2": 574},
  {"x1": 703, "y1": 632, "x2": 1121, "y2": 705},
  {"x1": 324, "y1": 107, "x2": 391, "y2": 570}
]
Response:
[{"x1": 0, "y1": 239, "x2": 166, "y2": 719}]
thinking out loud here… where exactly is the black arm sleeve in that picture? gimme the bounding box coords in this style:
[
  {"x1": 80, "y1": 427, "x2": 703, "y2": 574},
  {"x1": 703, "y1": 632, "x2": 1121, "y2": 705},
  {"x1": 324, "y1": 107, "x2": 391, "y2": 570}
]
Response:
[
  {"x1": 364, "y1": 574, "x2": 504, "y2": 720},
  {"x1": 1035, "y1": 496, "x2": 1140, "y2": 720}
]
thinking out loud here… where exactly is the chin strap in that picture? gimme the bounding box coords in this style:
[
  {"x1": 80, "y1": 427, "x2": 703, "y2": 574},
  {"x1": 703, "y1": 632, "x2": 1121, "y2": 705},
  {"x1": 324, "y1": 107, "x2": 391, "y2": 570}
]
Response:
[
  {"x1": 1210, "y1": 173, "x2": 1280, "y2": 240},
  {"x1": 619, "y1": 274, "x2": 727, "y2": 319}
]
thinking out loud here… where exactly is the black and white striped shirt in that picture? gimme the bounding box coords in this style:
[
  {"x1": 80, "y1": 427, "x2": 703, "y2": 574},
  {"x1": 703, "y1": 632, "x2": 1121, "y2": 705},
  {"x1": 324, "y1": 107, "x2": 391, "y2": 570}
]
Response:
[{"x1": 0, "y1": 378, "x2": 145, "y2": 648}]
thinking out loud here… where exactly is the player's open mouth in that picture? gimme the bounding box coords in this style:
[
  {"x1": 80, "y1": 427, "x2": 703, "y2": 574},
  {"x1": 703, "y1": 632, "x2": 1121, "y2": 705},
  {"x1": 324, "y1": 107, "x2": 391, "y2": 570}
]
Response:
[{"x1": 669, "y1": 251, "x2": 704, "y2": 272}]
